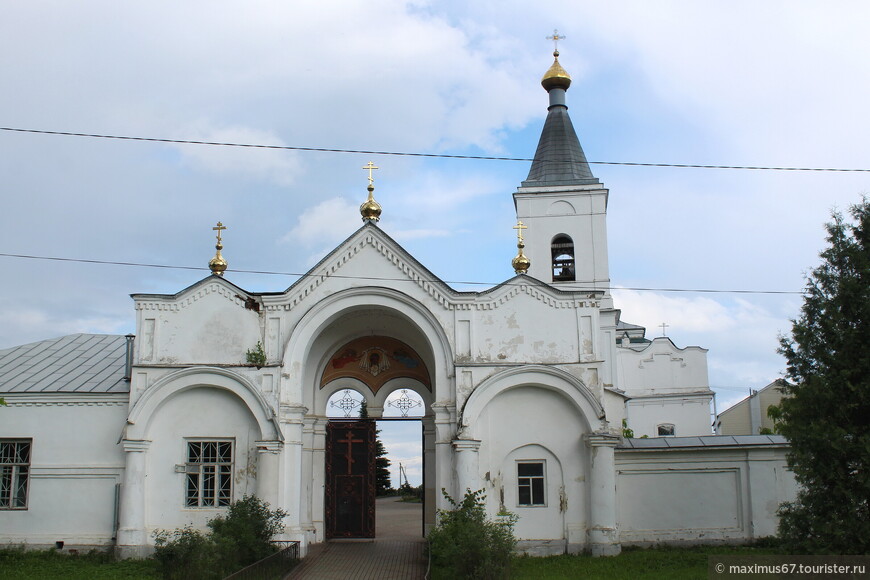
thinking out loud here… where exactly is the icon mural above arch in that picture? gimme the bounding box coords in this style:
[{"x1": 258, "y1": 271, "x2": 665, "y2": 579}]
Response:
[{"x1": 321, "y1": 336, "x2": 431, "y2": 393}]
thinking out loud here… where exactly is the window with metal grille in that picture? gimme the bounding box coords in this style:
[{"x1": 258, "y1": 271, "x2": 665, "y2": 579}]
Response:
[
  {"x1": 185, "y1": 440, "x2": 233, "y2": 507},
  {"x1": 551, "y1": 235, "x2": 575, "y2": 282},
  {"x1": 1, "y1": 439, "x2": 31, "y2": 510},
  {"x1": 517, "y1": 461, "x2": 546, "y2": 506}
]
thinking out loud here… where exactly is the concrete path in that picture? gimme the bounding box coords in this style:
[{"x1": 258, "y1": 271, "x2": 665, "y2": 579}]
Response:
[{"x1": 285, "y1": 497, "x2": 426, "y2": 580}]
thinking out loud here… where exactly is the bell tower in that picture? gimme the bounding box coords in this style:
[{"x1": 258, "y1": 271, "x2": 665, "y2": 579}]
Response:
[{"x1": 513, "y1": 47, "x2": 610, "y2": 294}]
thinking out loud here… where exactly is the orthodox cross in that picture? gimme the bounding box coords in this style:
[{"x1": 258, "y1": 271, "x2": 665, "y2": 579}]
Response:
[
  {"x1": 212, "y1": 221, "x2": 227, "y2": 245},
  {"x1": 362, "y1": 161, "x2": 379, "y2": 185},
  {"x1": 547, "y1": 29, "x2": 565, "y2": 53},
  {"x1": 513, "y1": 220, "x2": 528, "y2": 243},
  {"x1": 659, "y1": 322, "x2": 669, "y2": 336},
  {"x1": 337, "y1": 429, "x2": 364, "y2": 473}
]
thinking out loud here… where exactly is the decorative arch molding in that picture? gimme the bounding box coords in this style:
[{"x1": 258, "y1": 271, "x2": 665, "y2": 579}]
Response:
[
  {"x1": 125, "y1": 367, "x2": 281, "y2": 441},
  {"x1": 283, "y1": 286, "x2": 454, "y2": 404},
  {"x1": 460, "y1": 365, "x2": 605, "y2": 437}
]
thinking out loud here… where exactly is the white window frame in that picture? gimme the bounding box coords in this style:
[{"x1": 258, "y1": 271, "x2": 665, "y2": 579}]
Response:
[
  {"x1": 184, "y1": 439, "x2": 234, "y2": 508},
  {"x1": 657, "y1": 423, "x2": 676, "y2": 437},
  {"x1": 516, "y1": 460, "x2": 546, "y2": 507},
  {"x1": 1, "y1": 439, "x2": 31, "y2": 510}
]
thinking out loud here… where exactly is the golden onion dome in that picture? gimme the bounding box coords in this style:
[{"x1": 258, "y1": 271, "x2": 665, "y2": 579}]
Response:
[
  {"x1": 541, "y1": 50, "x2": 572, "y2": 91},
  {"x1": 209, "y1": 253, "x2": 228, "y2": 276},
  {"x1": 360, "y1": 185, "x2": 382, "y2": 222},
  {"x1": 512, "y1": 243, "x2": 531, "y2": 274}
]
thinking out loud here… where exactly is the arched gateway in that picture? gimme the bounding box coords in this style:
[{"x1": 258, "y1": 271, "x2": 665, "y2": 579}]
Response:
[
  {"x1": 282, "y1": 287, "x2": 451, "y2": 546},
  {"x1": 321, "y1": 335, "x2": 432, "y2": 539}
]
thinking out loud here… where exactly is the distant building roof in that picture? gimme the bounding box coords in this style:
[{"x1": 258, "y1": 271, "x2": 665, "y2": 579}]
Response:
[
  {"x1": 0, "y1": 334, "x2": 129, "y2": 394},
  {"x1": 619, "y1": 434, "x2": 788, "y2": 450}
]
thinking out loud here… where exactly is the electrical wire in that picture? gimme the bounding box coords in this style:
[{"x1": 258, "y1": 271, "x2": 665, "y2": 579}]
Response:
[
  {"x1": 2, "y1": 126, "x2": 869, "y2": 173},
  {"x1": 0, "y1": 252, "x2": 805, "y2": 295}
]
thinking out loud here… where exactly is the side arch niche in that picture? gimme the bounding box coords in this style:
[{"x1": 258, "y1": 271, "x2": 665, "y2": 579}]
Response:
[{"x1": 461, "y1": 366, "x2": 603, "y2": 553}]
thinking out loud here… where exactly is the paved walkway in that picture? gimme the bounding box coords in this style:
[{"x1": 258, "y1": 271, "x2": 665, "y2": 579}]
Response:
[{"x1": 285, "y1": 498, "x2": 426, "y2": 580}]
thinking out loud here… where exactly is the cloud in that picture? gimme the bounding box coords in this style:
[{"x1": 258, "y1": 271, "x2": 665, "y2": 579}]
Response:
[{"x1": 171, "y1": 125, "x2": 303, "y2": 186}]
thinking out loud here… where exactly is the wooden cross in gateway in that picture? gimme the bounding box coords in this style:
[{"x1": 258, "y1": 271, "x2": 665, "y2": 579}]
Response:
[{"x1": 337, "y1": 429, "x2": 364, "y2": 473}]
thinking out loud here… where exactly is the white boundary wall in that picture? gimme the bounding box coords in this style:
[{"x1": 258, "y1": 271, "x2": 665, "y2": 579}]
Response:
[{"x1": 615, "y1": 437, "x2": 797, "y2": 545}]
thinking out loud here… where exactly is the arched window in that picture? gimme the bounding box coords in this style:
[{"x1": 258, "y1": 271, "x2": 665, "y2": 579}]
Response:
[
  {"x1": 551, "y1": 234, "x2": 575, "y2": 282},
  {"x1": 657, "y1": 423, "x2": 676, "y2": 437}
]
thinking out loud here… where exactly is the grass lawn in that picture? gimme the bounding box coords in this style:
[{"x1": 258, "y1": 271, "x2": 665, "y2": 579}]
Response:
[
  {"x1": 0, "y1": 548, "x2": 161, "y2": 580},
  {"x1": 511, "y1": 545, "x2": 780, "y2": 579}
]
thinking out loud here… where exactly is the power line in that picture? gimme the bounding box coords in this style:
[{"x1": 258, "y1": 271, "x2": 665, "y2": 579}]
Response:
[
  {"x1": 2, "y1": 126, "x2": 869, "y2": 173},
  {"x1": 0, "y1": 252, "x2": 805, "y2": 295}
]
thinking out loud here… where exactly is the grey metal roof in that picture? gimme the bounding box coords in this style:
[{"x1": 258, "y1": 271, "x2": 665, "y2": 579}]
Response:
[
  {"x1": 0, "y1": 334, "x2": 129, "y2": 394},
  {"x1": 619, "y1": 434, "x2": 788, "y2": 450},
  {"x1": 522, "y1": 105, "x2": 600, "y2": 187}
]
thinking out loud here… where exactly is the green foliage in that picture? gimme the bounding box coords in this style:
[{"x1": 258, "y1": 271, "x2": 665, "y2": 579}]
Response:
[
  {"x1": 208, "y1": 495, "x2": 288, "y2": 571},
  {"x1": 774, "y1": 198, "x2": 870, "y2": 554},
  {"x1": 621, "y1": 418, "x2": 634, "y2": 439},
  {"x1": 428, "y1": 488, "x2": 517, "y2": 580},
  {"x1": 153, "y1": 527, "x2": 216, "y2": 579},
  {"x1": 398, "y1": 482, "x2": 423, "y2": 502},
  {"x1": 0, "y1": 547, "x2": 160, "y2": 579},
  {"x1": 510, "y1": 544, "x2": 779, "y2": 580},
  {"x1": 152, "y1": 495, "x2": 287, "y2": 579},
  {"x1": 245, "y1": 341, "x2": 267, "y2": 367}
]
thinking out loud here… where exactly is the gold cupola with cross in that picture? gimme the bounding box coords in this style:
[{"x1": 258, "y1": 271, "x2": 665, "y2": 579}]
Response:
[
  {"x1": 208, "y1": 221, "x2": 228, "y2": 276},
  {"x1": 513, "y1": 32, "x2": 611, "y2": 294},
  {"x1": 359, "y1": 161, "x2": 382, "y2": 222}
]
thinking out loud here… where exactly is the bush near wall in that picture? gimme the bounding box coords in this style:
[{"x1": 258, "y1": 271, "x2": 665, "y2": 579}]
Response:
[
  {"x1": 153, "y1": 495, "x2": 287, "y2": 580},
  {"x1": 428, "y1": 489, "x2": 517, "y2": 580}
]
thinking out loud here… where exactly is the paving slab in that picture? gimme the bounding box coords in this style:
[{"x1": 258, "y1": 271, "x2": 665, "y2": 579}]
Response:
[{"x1": 285, "y1": 498, "x2": 426, "y2": 580}]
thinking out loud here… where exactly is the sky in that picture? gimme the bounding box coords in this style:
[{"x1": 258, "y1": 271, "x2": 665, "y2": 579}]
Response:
[{"x1": 2, "y1": 2, "x2": 869, "y2": 487}]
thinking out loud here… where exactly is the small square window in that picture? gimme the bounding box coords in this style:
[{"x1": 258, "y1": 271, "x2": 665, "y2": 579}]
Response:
[
  {"x1": 185, "y1": 440, "x2": 233, "y2": 507},
  {"x1": 517, "y1": 461, "x2": 545, "y2": 506},
  {"x1": 1, "y1": 439, "x2": 31, "y2": 510},
  {"x1": 657, "y1": 424, "x2": 676, "y2": 437}
]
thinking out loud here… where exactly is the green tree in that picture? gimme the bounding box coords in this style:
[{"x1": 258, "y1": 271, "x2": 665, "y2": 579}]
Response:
[
  {"x1": 359, "y1": 400, "x2": 392, "y2": 495},
  {"x1": 772, "y1": 198, "x2": 870, "y2": 554}
]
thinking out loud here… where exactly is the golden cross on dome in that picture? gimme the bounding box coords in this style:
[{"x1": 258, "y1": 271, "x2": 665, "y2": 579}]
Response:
[
  {"x1": 213, "y1": 221, "x2": 227, "y2": 245},
  {"x1": 513, "y1": 220, "x2": 528, "y2": 243},
  {"x1": 362, "y1": 161, "x2": 379, "y2": 185},
  {"x1": 547, "y1": 29, "x2": 565, "y2": 53}
]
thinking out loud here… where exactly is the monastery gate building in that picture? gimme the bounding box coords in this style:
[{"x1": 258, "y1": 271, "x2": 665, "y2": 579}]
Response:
[{"x1": 0, "y1": 50, "x2": 796, "y2": 557}]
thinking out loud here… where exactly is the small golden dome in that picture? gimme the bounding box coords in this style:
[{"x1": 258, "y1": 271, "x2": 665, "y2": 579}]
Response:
[
  {"x1": 541, "y1": 50, "x2": 572, "y2": 91},
  {"x1": 512, "y1": 242, "x2": 531, "y2": 274},
  {"x1": 360, "y1": 184, "x2": 382, "y2": 222},
  {"x1": 209, "y1": 253, "x2": 228, "y2": 276},
  {"x1": 209, "y1": 221, "x2": 228, "y2": 276}
]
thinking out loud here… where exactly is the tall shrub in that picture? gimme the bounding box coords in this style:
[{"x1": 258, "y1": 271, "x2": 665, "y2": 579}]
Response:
[
  {"x1": 428, "y1": 489, "x2": 517, "y2": 580},
  {"x1": 153, "y1": 495, "x2": 287, "y2": 579}
]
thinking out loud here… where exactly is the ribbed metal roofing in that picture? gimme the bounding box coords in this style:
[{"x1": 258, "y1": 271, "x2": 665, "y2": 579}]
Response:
[
  {"x1": 0, "y1": 334, "x2": 129, "y2": 394},
  {"x1": 619, "y1": 435, "x2": 788, "y2": 449},
  {"x1": 521, "y1": 105, "x2": 600, "y2": 187}
]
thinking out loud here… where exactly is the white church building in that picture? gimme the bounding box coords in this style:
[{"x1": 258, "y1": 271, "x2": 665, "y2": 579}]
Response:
[{"x1": 0, "y1": 50, "x2": 796, "y2": 557}]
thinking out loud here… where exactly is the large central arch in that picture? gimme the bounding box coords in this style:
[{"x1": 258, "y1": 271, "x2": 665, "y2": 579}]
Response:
[{"x1": 281, "y1": 286, "x2": 454, "y2": 543}]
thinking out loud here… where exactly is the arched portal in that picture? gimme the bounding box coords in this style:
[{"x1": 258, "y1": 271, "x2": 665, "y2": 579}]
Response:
[
  {"x1": 320, "y1": 336, "x2": 431, "y2": 539},
  {"x1": 281, "y1": 288, "x2": 451, "y2": 546}
]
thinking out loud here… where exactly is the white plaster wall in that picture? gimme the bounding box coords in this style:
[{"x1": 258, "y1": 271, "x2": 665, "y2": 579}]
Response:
[
  {"x1": 617, "y1": 338, "x2": 709, "y2": 395},
  {"x1": 615, "y1": 446, "x2": 797, "y2": 544},
  {"x1": 474, "y1": 386, "x2": 589, "y2": 547},
  {"x1": 0, "y1": 395, "x2": 127, "y2": 546},
  {"x1": 143, "y1": 387, "x2": 260, "y2": 537},
  {"x1": 627, "y1": 396, "x2": 713, "y2": 438},
  {"x1": 136, "y1": 286, "x2": 261, "y2": 365}
]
